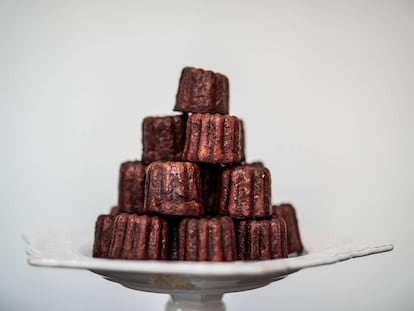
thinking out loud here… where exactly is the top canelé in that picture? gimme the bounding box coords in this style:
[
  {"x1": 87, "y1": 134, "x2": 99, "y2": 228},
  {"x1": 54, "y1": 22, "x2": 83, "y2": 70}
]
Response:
[{"x1": 174, "y1": 67, "x2": 229, "y2": 114}]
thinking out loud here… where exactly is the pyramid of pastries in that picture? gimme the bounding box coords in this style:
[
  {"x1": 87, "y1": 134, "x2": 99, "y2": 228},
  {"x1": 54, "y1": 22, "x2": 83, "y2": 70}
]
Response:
[{"x1": 93, "y1": 66, "x2": 303, "y2": 261}]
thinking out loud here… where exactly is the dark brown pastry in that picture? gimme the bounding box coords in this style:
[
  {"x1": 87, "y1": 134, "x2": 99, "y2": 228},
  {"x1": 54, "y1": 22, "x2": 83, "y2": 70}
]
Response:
[
  {"x1": 174, "y1": 67, "x2": 229, "y2": 114},
  {"x1": 272, "y1": 203, "x2": 304, "y2": 253},
  {"x1": 236, "y1": 217, "x2": 288, "y2": 260},
  {"x1": 167, "y1": 219, "x2": 180, "y2": 260},
  {"x1": 118, "y1": 161, "x2": 146, "y2": 214},
  {"x1": 93, "y1": 214, "x2": 115, "y2": 258},
  {"x1": 218, "y1": 163, "x2": 272, "y2": 219},
  {"x1": 182, "y1": 113, "x2": 245, "y2": 164},
  {"x1": 177, "y1": 216, "x2": 237, "y2": 261},
  {"x1": 143, "y1": 161, "x2": 204, "y2": 217},
  {"x1": 142, "y1": 115, "x2": 187, "y2": 165},
  {"x1": 109, "y1": 205, "x2": 121, "y2": 216},
  {"x1": 199, "y1": 163, "x2": 222, "y2": 215},
  {"x1": 108, "y1": 213, "x2": 168, "y2": 260}
]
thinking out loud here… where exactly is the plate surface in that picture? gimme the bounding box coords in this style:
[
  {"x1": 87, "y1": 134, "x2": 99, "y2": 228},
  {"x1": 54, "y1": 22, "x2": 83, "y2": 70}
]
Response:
[{"x1": 24, "y1": 228, "x2": 392, "y2": 295}]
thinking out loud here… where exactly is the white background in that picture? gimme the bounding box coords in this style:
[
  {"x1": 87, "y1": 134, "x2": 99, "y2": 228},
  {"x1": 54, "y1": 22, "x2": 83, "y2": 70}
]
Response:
[{"x1": 1, "y1": 0, "x2": 413, "y2": 310}]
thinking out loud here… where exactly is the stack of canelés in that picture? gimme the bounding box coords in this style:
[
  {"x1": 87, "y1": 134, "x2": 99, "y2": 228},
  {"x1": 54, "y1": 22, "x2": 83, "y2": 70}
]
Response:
[{"x1": 93, "y1": 67, "x2": 303, "y2": 262}]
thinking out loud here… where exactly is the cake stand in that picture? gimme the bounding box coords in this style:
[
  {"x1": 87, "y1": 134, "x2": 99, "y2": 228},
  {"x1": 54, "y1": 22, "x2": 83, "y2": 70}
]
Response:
[{"x1": 24, "y1": 227, "x2": 392, "y2": 311}]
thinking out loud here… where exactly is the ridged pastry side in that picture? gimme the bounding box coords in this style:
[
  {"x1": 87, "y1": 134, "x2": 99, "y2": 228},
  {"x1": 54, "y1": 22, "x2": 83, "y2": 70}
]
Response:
[
  {"x1": 118, "y1": 161, "x2": 146, "y2": 214},
  {"x1": 142, "y1": 115, "x2": 187, "y2": 164},
  {"x1": 236, "y1": 217, "x2": 288, "y2": 260},
  {"x1": 182, "y1": 113, "x2": 245, "y2": 164},
  {"x1": 108, "y1": 213, "x2": 168, "y2": 260},
  {"x1": 177, "y1": 216, "x2": 237, "y2": 262},
  {"x1": 272, "y1": 203, "x2": 304, "y2": 253},
  {"x1": 219, "y1": 164, "x2": 272, "y2": 219},
  {"x1": 93, "y1": 214, "x2": 115, "y2": 258},
  {"x1": 199, "y1": 163, "x2": 222, "y2": 215},
  {"x1": 143, "y1": 161, "x2": 204, "y2": 217}
]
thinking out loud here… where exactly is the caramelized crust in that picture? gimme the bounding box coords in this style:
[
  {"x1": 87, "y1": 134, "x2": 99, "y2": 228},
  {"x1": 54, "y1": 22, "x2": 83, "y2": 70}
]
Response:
[
  {"x1": 142, "y1": 115, "x2": 187, "y2": 164},
  {"x1": 219, "y1": 163, "x2": 272, "y2": 219},
  {"x1": 272, "y1": 203, "x2": 304, "y2": 253},
  {"x1": 110, "y1": 205, "x2": 121, "y2": 216},
  {"x1": 199, "y1": 163, "x2": 222, "y2": 215},
  {"x1": 93, "y1": 214, "x2": 115, "y2": 258},
  {"x1": 174, "y1": 67, "x2": 229, "y2": 114},
  {"x1": 182, "y1": 113, "x2": 245, "y2": 164},
  {"x1": 167, "y1": 219, "x2": 180, "y2": 260},
  {"x1": 108, "y1": 213, "x2": 168, "y2": 260},
  {"x1": 236, "y1": 217, "x2": 288, "y2": 260},
  {"x1": 177, "y1": 216, "x2": 237, "y2": 261},
  {"x1": 118, "y1": 161, "x2": 146, "y2": 214},
  {"x1": 143, "y1": 161, "x2": 204, "y2": 217}
]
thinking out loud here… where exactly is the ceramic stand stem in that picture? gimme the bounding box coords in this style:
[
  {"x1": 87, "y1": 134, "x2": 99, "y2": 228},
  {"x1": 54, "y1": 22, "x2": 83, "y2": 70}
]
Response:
[{"x1": 166, "y1": 294, "x2": 225, "y2": 311}]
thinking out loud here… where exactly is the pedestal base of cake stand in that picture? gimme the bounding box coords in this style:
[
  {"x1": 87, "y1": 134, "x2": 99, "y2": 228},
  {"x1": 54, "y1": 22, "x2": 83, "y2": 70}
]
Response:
[
  {"x1": 101, "y1": 270, "x2": 285, "y2": 311},
  {"x1": 92, "y1": 267, "x2": 287, "y2": 311},
  {"x1": 166, "y1": 294, "x2": 225, "y2": 311}
]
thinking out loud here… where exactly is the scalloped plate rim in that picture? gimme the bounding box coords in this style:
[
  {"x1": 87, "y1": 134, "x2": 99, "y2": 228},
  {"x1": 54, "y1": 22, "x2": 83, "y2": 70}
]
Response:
[{"x1": 23, "y1": 227, "x2": 393, "y2": 277}]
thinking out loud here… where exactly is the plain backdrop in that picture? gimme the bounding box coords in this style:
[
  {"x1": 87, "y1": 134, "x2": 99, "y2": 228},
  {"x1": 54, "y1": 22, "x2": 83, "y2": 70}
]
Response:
[{"x1": 1, "y1": 0, "x2": 413, "y2": 310}]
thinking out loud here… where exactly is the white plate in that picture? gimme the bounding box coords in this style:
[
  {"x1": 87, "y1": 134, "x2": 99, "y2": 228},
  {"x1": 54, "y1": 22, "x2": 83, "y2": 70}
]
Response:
[{"x1": 24, "y1": 227, "x2": 392, "y2": 296}]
